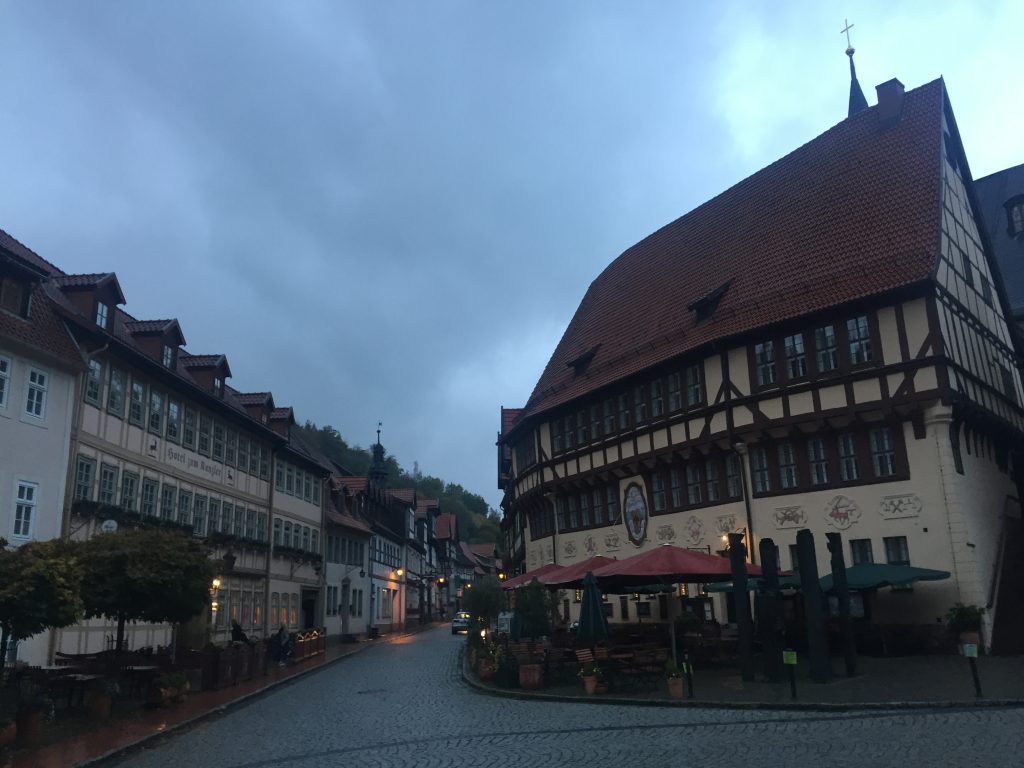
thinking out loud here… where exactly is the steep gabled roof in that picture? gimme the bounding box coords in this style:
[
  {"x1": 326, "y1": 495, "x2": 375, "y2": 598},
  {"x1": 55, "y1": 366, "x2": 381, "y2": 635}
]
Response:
[
  {"x1": 53, "y1": 272, "x2": 126, "y2": 304},
  {"x1": 0, "y1": 228, "x2": 63, "y2": 277},
  {"x1": 515, "y1": 79, "x2": 946, "y2": 426}
]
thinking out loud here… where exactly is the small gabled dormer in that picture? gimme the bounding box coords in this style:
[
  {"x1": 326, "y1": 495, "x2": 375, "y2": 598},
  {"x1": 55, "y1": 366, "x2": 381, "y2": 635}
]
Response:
[
  {"x1": 0, "y1": 252, "x2": 48, "y2": 319},
  {"x1": 53, "y1": 272, "x2": 126, "y2": 330},
  {"x1": 237, "y1": 391, "x2": 276, "y2": 425},
  {"x1": 124, "y1": 319, "x2": 186, "y2": 369},
  {"x1": 180, "y1": 353, "x2": 231, "y2": 397},
  {"x1": 269, "y1": 406, "x2": 295, "y2": 437}
]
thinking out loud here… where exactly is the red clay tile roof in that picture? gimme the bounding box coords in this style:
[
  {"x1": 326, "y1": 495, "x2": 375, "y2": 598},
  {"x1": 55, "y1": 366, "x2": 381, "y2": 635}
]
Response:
[
  {"x1": 334, "y1": 476, "x2": 370, "y2": 494},
  {"x1": 415, "y1": 498, "x2": 440, "y2": 518},
  {"x1": 0, "y1": 228, "x2": 63, "y2": 277},
  {"x1": 53, "y1": 273, "x2": 110, "y2": 288},
  {"x1": 434, "y1": 512, "x2": 456, "y2": 540},
  {"x1": 0, "y1": 281, "x2": 83, "y2": 369},
  {"x1": 235, "y1": 392, "x2": 273, "y2": 406},
  {"x1": 389, "y1": 488, "x2": 416, "y2": 505},
  {"x1": 124, "y1": 319, "x2": 176, "y2": 334},
  {"x1": 515, "y1": 79, "x2": 946, "y2": 426},
  {"x1": 500, "y1": 408, "x2": 521, "y2": 435},
  {"x1": 326, "y1": 507, "x2": 371, "y2": 534}
]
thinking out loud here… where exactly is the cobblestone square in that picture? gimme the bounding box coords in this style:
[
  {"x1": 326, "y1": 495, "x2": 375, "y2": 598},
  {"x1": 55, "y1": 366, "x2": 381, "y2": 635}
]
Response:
[{"x1": 108, "y1": 628, "x2": 1024, "y2": 768}]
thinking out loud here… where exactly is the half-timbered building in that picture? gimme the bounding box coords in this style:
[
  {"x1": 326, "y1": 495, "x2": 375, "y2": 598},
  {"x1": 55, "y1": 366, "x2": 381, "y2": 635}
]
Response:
[{"x1": 499, "y1": 75, "x2": 1024, "y2": 651}]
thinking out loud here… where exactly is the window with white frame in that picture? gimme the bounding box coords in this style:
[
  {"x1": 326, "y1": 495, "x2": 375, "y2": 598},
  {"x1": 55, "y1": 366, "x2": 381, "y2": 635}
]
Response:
[
  {"x1": 178, "y1": 490, "x2": 192, "y2": 525},
  {"x1": 847, "y1": 316, "x2": 872, "y2": 364},
  {"x1": 166, "y1": 401, "x2": 181, "y2": 442},
  {"x1": 25, "y1": 368, "x2": 47, "y2": 418},
  {"x1": 870, "y1": 427, "x2": 896, "y2": 477},
  {"x1": 650, "y1": 473, "x2": 666, "y2": 513},
  {"x1": 208, "y1": 498, "x2": 221, "y2": 532},
  {"x1": 99, "y1": 463, "x2": 118, "y2": 504},
  {"x1": 183, "y1": 409, "x2": 197, "y2": 449},
  {"x1": 705, "y1": 460, "x2": 720, "y2": 502},
  {"x1": 273, "y1": 518, "x2": 282, "y2": 547},
  {"x1": 95, "y1": 302, "x2": 109, "y2": 328},
  {"x1": 245, "y1": 508, "x2": 256, "y2": 540},
  {"x1": 778, "y1": 443, "x2": 798, "y2": 489},
  {"x1": 606, "y1": 486, "x2": 619, "y2": 522},
  {"x1": 107, "y1": 367, "x2": 126, "y2": 417},
  {"x1": 0, "y1": 355, "x2": 9, "y2": 408},
  {"x1": 12, "y1": 481, "x2": 37, "y2": 539},
  {"x1": 815, "y1": 325, "x2": 838, "y2": 372},
  {"x1": 237, "y1": 437, "x2": 249, "y2": 474},
  {"x1": 884, "y1": 536, "x2": 910, "y2": 566},
  {"x1": 225, "y1": 430, "x2": 237, "y2": 466},
  {"x1": 74, "y1": 456, "x2": 96, "y2": 500},
  {"x1": 726, "y1": 454, "x2": 742, "y2": 499},
  {"x1": 162, "y1": 345, "x2": 173, "y2": 368},
  {"x1": 141, "y1": 478, "x2": 158, "y2": 516},
  {"x1": 784, "y1": 333, "x2": 806, "y2": 379},
  {"x1": 839, "y1": 433, "x2": 859, "y2": 481},
  {"x1": 160, "y1": 484, "x2": 176, "y2": 520},
  {"x1": 685, "y1": 365, "x2": 702, "y2": 406},
  {"x1": 283, "y1": 521, "x2": 293, "y2": 548},
  {"x1": 198, "y1": 414, "x2": 211, "y2": 456},
  {"x1": 751, "y1": 447, "x2": 770, "y2": 493},
  {"x1": 651, "y1": 379, "x2": 664, "y2": 418},
  {"x1": 233, "y1": 506, "x2": 244, "y2": 537},
  {"x1": 221, "y1": 501, "x2": 234, "y2": 534},
  {"x1": 193, "y1": 495, "x2": 207, "y2": 537},
  {"x1": 148, "y1": 390, "x2": 164, "y2": 434},
  {"x1": 213, "y1": 423, "x2": 225, "y2": 461},
  {"x1": 754, "y1": 342, "x2": 776, "y2": 387},
  {"x1": 669, "y1": 468, "x2": 682, "y2": 508},
  {"x1": 808, "y1": 438, "x2": 829, "y2": 485},
  {"x1": 120, "y1": 471, "x2": 138, "y2": 511},
  {"x1": 675, "y1": 464, "x2": 697, "y2": 505},
  {"x1": 129, "y1": 380, "x2": 146, "y2": 426},
  {"x1": 850, "y1": 538, "x2": 874, "y2": 565},
  {"x1": 85, "y1": 359, "x2": 103, "y2": 405}
]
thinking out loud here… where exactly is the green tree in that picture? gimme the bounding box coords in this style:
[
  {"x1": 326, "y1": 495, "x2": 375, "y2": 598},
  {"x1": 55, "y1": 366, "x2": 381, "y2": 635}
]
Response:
[
  {"x1": 461, "y1": 575, "x2": 505, "y2": 626},
  {"x1": 79, "y1": 529, "x2": 215, "y2": 651},
  {"x1": 0, "y1": 538, "x2": 83, "y2": 669},
  {"x1": 513, "y1": 579, "x2": 553, "y2": 640}
]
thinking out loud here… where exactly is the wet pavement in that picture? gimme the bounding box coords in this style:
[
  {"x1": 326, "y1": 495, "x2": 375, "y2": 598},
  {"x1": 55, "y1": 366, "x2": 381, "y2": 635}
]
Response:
[{"x1": 79, "y1": 628, "x2": 1024, "y2": 767}]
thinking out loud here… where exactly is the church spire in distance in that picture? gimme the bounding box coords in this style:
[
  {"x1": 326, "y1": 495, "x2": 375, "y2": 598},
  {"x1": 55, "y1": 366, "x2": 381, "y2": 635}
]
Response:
[{"x1": 843, "y1": 19, "x2": 868, "y2": 117}]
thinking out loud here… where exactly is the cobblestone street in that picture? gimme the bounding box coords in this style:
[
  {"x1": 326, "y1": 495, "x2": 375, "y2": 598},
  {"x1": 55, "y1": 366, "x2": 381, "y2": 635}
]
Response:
[{"x1": 110, "y1": 628, "x2": 1024, "y2": 768}]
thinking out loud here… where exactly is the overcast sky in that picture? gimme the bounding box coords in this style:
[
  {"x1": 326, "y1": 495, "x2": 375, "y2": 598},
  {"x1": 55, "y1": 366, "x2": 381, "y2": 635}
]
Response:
[{"x1": 1, "y1": 2, "x2": 1021, "y2": 512}]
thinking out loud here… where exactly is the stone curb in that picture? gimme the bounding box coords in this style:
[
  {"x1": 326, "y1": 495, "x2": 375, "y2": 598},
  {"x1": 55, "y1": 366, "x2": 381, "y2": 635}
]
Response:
[
  {"x1": 79, "y1": 625, "x2": 442, "y2": 767},
  {"x1": 459, "y1": 652, "x2": 1024, "y2": 713}
]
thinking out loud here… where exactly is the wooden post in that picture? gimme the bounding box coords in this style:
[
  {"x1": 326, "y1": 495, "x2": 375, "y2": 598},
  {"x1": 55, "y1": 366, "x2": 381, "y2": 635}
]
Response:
[
  {"x1": 728, "y1": 532, "x2": 755, "y2": 682},
  {"x1": 759, "y1": 538, "x2": 784, "y2": 682},
  {"x1": 796, "y1": 529, "x2": 832, "y2": 683},
  {"x1": 826, "y1": 532, "x2": 858, "y2": 677}
]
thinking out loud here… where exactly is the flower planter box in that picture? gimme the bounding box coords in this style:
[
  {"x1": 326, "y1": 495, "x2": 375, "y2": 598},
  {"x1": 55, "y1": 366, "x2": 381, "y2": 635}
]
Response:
[
  {"x1": 581, "y1": 675, "x2": 597, "y2": 696},
  {"x1": 518, "y1": 663, "x2": 544, "y2": 691},
  {"x1": 667, "y1": 677, "x2": 684, "y2": 699}
]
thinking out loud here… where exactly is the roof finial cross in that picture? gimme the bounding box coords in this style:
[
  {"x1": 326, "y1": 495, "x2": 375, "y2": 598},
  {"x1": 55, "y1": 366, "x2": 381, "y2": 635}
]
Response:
[
  {"x1": 376, "y1": 421, "x2": 382, "y2": 445},
  {"x1": 841, "y1": 18, "x2": 855, "y2": 55}
]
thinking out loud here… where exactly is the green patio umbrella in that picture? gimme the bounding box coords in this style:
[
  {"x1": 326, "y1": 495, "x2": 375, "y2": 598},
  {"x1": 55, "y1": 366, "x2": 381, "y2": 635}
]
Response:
[
  {"x1": 576, "y1": 571, "x2": 609, "y2": 645},
  {"x1": 818, "y1": 563, "x2": 950, "y2": 592}
]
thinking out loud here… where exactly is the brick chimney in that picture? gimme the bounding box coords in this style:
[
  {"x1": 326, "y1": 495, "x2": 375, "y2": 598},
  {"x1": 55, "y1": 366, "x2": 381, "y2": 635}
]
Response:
[{"x1": 875, "y1": 78, "x2": 905, "y2": 128}]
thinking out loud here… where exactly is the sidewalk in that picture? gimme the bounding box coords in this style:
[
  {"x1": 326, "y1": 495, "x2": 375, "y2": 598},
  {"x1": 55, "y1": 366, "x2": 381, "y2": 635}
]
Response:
[
  {"x1": 1, "y1": 623, "x2": 443, "y2": 768},
  {"x1": 465, "y1": 653, "x2": 1024, "y2": 710}
]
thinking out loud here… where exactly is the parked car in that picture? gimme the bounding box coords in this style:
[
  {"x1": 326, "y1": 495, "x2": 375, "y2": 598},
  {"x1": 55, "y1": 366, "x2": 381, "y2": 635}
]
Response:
[{"x1": 451, "y1": 611, "x2": 472, "y2": 635}]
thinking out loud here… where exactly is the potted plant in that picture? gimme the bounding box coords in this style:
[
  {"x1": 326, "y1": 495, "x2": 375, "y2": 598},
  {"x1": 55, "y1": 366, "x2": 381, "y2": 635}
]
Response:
[
  {"x1": 665, "y1": 659, "x2": 685, "y2": 699},
  {"x1": 946, "y1": 603, "x2": 984, "y2": 649},
  {"x1": 84, "y1": 679, "x2": 120, "y2": 721},
  {"x1": 512, "y1": 580, "x2": 551, "y2": 691},
  {"x1": 15, "y1": 687, "x2": 54, "y2": 748},
  {"x1": 578, "y1": 661, "x2": 602, "y2": 695},
  {"x1": 154, "y1": 672, "x2": 190, "y2": 705}
]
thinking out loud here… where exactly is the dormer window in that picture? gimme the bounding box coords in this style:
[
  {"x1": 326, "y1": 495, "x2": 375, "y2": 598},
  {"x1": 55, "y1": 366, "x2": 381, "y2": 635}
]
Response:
[
  {"x1": 213, "y1": 376, "x2": 223, "y2": 397},
  {"x1": 162, "y1": 345, "x2": 174, "y2": 368},
  {"x1": 0, "y1": 275, "x2": 29, "y2": 318},
  {"x1": 96, "y1": 302, "x2": 109, "y2": 328}
]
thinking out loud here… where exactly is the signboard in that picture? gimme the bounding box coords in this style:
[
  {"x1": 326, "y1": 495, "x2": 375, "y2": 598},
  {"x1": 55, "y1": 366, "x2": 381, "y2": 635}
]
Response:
[
  {"x1": 962, "y1": 643, "x2": 978, "y2": 659},
  {"x1": 783, "y1": 649, "x2": 798, "y2": 666},
  {"x1": 100, "y1": 519, "x2": 118, "y2": 534}
]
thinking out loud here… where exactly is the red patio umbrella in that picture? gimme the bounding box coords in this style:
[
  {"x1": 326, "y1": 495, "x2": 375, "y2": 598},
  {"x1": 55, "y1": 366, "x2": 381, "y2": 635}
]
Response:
[
  {"x1": 502, "y1": 563, "x2": 564, "y2": 590},
  {"x1": 591, "y1": 544, "x2": 761, "y2": 588},
  {"x1": 538, "y1": 556, "x2": 616, "y2": 587}
]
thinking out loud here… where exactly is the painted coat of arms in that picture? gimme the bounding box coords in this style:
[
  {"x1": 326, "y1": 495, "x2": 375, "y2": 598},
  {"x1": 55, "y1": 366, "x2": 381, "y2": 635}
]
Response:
[
  {"x1": 824, "y1": 495, "x2": 861, "y2": 530},
  {"x1": 604, "y1": 533, "x2": 621, "y2": 552},
  {"x1": 879, "y1": 494, "x2": 922, "y2": 520},
  {"x1": 656, "y1": 524, "x2": 676, "y2": 543},
  {"x1": 773, "y1": 506, "x2": 806, "y2": 529},
  {"x1": 684, "y1": 515, "x2": 705, "y2": 546},
  {"x1": 624, "y1": 483, "x2": 649, "y2": 546},
  {"x1": 563, "y1": 540, "x2": 577, "y2": 558},
  {"x1": 584, "y1": 534, "x2": 597, "y2": 556}
]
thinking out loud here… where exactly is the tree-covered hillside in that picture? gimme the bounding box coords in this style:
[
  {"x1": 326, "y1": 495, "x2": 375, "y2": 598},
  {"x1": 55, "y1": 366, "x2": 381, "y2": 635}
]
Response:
[{"x1": 299, "y1": 422, "x2": 501, "y2": 548}]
